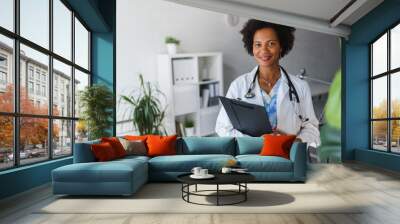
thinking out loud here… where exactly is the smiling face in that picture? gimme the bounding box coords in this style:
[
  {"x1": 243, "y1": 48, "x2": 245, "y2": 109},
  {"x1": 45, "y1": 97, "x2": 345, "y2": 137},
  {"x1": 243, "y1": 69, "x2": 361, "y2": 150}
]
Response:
[{"x1": 252, "y1": 28, "x2": 282, "y2": 68}]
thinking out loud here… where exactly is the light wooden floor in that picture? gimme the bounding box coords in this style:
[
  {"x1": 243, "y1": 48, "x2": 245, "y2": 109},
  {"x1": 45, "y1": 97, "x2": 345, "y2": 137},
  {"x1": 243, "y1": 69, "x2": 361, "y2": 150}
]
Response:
[{"x1": 1, "y1": 162, "x2": 400, "y2": 224}]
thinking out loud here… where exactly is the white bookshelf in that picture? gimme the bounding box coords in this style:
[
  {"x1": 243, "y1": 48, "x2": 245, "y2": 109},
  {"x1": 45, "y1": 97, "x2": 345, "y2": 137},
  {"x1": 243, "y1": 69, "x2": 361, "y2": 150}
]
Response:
[{"x1": 157, "y1": 52, "x2": 223, "y2": 136}]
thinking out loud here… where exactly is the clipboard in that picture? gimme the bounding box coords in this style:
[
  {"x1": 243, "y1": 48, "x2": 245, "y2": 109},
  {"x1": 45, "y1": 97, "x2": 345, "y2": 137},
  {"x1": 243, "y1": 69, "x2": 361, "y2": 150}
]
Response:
[{"x1": 219, "y1": 96, "x2": 273, "y2": 137}]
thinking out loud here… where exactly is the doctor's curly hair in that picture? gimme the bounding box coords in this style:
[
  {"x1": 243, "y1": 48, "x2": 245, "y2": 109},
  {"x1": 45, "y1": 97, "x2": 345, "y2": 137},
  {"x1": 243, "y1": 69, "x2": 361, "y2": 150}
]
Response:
[{"x1": 240, "y1": 19, "x2": 295, "y2": 58}]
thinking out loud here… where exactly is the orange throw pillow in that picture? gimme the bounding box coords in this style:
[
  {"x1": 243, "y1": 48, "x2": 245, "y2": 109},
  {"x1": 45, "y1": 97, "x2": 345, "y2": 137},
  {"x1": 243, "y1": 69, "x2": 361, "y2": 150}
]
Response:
[
  {"x1": 146, "y1": 135, "x2": 177, "y2": 157},
  {"x1": 124, "y1": 135, "x2": 148, "y2": 142},
  {"x1": 101, "y1": 137, "x2": 127, "y2": 158},
  {"x1": 260, "y1": 134, "x2": 297, "y2": 159},
  {"x1": 91, "y1": 142, "x2": 117, "y2": 161}
]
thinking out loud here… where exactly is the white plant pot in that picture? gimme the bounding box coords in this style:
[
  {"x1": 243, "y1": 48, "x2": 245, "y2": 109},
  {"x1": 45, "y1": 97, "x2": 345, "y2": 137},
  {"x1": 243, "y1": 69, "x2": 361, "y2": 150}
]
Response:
[
  {"x1": 166, "y1": 43, "x2": 178, "y2": 54},
  {"x1": 185, "y1": 127, "x2": 195, "y2": 136}
]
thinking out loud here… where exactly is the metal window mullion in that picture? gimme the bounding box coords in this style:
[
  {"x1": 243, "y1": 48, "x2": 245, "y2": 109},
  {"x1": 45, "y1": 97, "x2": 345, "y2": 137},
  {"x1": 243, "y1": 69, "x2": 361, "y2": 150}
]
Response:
[
  {"x1": 370, "y1": 45, "x2": 373, "y2": 149},
  {"x1": 48, "y1": 0, "x2": 54, "y2": 160},
  {"x1": 13, "y1": 0, "x2": 21, "y2": 167},
  {"x1": 71, "y1": 11, "x2": 76, "y2": 155},
  {"x1": 388, "y1": 30, "x2": 391, "y2": 152}
]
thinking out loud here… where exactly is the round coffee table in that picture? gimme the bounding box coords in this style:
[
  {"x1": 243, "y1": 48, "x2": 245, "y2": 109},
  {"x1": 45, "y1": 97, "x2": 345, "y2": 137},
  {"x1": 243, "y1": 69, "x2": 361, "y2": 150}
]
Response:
[{"x1": 177, "y1": 173, "x2": 255, "y2": 206}]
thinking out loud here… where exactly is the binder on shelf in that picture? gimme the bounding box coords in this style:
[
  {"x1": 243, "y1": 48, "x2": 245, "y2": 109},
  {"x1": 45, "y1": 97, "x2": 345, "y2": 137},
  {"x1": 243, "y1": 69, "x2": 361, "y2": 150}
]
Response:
[
  {"x1": 202, "y1": 89, "x2": 210, "y2": 108},
  {"x1": 208, "y1": 96, "x2": 219, "y2": 107},
  {"x1": 179, "y1": 122, "x2": 186, "y2": 137}
]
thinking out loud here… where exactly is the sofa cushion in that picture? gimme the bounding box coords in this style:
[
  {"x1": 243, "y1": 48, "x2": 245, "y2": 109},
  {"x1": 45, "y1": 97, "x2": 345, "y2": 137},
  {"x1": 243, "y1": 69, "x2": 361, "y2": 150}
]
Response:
[
  {"x1": 91, "y1": 142, "x2": 118, "y2": 161},
  {"x1": 236, "y1": 137, "x2": 263, "y2": 155},
  {"x1": 53, "y1": 157, "x2": 148, "y2": 183},
  {"x1": 148, "y1": 154, "x2": 235, "y2": 172},
  {"x1": 178, "y1": 137, "x2": 235, "y2": 155},
  {"x1": 119, "y1": 138, "x2": 147, "y2": 156},
  {"x1": 236, "y1": 155, "x2": 293, "y2": 172},
  {"x1": 101, "y1": 137, "x2": 127, "y2": 158},
  {"x1": 260, "y1": 134, "x2": 296, "y2": 159},
  {"x1": 147, "y1": 135, "x2": 177, "y2": 157}
]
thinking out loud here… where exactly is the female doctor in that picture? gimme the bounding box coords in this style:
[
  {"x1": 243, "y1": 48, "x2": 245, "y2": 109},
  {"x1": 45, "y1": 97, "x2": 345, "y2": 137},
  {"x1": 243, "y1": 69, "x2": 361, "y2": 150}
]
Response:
[{"x1": 215, "y1": 19, "x2": 320, "y2": 146}]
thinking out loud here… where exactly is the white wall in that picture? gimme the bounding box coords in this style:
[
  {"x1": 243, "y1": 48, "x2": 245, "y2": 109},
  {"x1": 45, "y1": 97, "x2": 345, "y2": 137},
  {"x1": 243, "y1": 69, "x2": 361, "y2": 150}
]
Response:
[{"x1": 116, "y1": 0, "x2": 341, "y2": 134}]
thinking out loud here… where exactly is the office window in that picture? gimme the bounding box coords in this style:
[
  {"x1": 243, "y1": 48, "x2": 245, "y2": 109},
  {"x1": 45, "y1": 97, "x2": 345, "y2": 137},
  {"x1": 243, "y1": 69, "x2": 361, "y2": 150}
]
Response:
[
  {"x1": 75, "y1": 18, "x2": 89, "y2": 70},
  {"x1": 370, "y1": 22, "x2": 400, "y2": 154},
  {"x1": 0, "y1": 1, "x2": 91, "y2": 170},
  {"x1": 20, "y1": 0, "x2": 49, "y2": 49},
  {"x1": 35, "y1": 70, "x2": 41, "y2": 81},
  {"x1": 28, "y1": 81, "x2": 34, "y2": 94},
  {"x1": 42, "y1": 85, "x2": 46, "y2": 97},
  {"x1": 19, "y1": 117, "x2": 49, "y2": 165},
  {"x1": 74, "y1": 69, "x2": 89, "y2": 118},
  {"x1": 0, "y1": 55, "x2": 7, "y2": 67},
  {"x1": 53, "y1": 59, "x2": 72, "y2": 117},
  {"x1": 53, "y1": 0, "x2": 72, "y2": 60},
  {"x1": 53, "y1": 119, "x2": 72, "y2": 158},
  {"x1": 0, "y1": 34, "x2": 13, "y2": 113},
  {"x1": 0, "y1": 116, "x2": 13, "y2": 170},
  {"x1": 35, "y1": 84, "x2": 40, "y2": 95},
  {"x1": 28, "y1": 67, "x2": 34, "y2": 80},
  {"x1": 0, "y1": 71, "x2": 6, "y2": 85},
  {"x1": 0, "y1": 0, "x2": 14, "y2": 32}
]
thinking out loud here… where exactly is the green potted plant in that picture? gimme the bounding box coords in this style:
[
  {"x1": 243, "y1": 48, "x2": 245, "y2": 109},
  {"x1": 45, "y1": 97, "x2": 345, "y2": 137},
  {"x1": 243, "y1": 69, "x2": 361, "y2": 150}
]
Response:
[
  {"x1": 184, "y1": 118, "x2": 195, "y2": 136},
  {"x1": 165, "y1": 36, "x2": 180, "y2": 54},
  {"x1": 120, "y1": 74, "x2": 166, "y2": 135},
  {"x1": 79, "y1": 84, "x2": 114, "y2": 140}
]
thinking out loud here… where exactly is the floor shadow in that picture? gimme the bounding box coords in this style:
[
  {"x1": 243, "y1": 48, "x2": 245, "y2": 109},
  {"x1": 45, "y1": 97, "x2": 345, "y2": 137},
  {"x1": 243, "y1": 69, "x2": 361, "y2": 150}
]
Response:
[{"x1": 203, "y1": 190, "x2": 295, "y2": 207}]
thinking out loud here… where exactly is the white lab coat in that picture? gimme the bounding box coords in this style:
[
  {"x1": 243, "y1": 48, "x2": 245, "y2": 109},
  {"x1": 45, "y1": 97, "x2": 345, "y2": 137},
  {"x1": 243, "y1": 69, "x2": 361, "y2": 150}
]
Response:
[{"x1": 215, "y1": 66, "x2": 321, "y2": 146}]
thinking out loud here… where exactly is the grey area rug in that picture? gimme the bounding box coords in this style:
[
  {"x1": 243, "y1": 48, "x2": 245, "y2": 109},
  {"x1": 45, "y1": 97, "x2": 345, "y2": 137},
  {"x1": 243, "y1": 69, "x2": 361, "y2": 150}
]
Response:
[{"x1": 37, "y1": 183, "x2": 362, "y2": 214}]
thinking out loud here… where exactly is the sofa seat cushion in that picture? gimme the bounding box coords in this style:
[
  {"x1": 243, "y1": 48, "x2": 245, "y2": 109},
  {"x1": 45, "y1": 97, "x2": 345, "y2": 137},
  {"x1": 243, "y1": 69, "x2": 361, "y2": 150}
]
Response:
[
  {"x1": 53, "y1": 159, "x2": 147, "y2": 183},
  {"x1": 116, "y1": 155, "x2": 150, "y2": 163},
  {"x1": 236, "y1": 155, "x2": 293, "y2": 172},
  {"x1": 149, "y1": 154, "x2": 235, "y2": 172}
]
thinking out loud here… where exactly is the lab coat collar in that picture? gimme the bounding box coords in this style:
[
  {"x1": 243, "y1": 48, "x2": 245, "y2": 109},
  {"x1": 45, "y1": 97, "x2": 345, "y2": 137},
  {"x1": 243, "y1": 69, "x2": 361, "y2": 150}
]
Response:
[{"x1": 250, "y1": 65, "x2": 289, "y2": 108}]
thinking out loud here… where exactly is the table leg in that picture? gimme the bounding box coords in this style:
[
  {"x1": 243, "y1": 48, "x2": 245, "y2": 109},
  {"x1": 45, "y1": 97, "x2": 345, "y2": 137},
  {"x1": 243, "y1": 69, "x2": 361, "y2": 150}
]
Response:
[
  {"x1": 195, "y1": 184, "x2": 198, "y2": 192},
  {"x1": 245, "y1": 183, "x2": 247, "y2": 201},
  {"x1": 217, "y1": 184, "x2": 219, "y2": 206}
]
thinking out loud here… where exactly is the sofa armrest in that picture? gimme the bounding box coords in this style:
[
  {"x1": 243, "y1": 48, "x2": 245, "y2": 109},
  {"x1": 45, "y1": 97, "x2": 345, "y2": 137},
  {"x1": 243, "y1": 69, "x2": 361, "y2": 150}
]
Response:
[
  {"x1": 289, "y1": 142, "x2": 307, "y2": 181},
  {"x1": 74, "y1": 142, "x2": 97, "y2": 163}
]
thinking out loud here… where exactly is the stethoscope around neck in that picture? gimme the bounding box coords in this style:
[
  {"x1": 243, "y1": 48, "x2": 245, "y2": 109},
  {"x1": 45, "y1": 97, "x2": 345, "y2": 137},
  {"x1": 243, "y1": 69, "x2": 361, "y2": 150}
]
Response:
[{"x1": 244, "y1": 65, "x2": 309, "y2": 123}]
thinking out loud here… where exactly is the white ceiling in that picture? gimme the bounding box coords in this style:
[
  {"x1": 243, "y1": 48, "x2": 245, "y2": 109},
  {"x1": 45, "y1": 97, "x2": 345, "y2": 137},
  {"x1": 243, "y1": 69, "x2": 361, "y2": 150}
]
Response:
[
  {"x1": 164, "y1": 0, "x2": 384, "y2": 37},
  {"x1": 225, "y1": 0, "x2": 352, "y2": 23}
]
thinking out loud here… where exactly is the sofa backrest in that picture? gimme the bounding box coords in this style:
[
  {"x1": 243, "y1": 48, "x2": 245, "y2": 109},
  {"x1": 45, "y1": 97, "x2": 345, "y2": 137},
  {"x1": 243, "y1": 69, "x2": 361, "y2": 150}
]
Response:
[
  {"x1": 236, "y1": 137, "x2": 263, "y2": 155},
  {"x1": 177, "y1": 137, "x2": 236, "y2": 155},
  {"x1": 73, "y1": 139, "x2": 100, "y2": 163}
]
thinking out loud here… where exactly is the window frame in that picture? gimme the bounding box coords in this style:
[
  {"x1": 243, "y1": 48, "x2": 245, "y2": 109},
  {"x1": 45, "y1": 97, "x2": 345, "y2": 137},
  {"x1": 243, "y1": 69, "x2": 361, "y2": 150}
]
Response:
[
  {"x1": 0, "y1": 0, "x2": 92, "y2": 171},
  {"x1": 370, "y1": 20, "x2": 400, "y2": 154}
]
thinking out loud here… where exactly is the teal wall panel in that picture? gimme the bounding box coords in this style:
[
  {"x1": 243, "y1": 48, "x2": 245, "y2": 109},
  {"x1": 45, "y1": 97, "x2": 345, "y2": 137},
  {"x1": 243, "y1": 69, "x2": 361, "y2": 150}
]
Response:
[
  {"x1": 91, "y1": 32, "x2": 115, "y2": 135},
  {"x1": 0, "y1": 158, "x2": 72, "y2": 199}
]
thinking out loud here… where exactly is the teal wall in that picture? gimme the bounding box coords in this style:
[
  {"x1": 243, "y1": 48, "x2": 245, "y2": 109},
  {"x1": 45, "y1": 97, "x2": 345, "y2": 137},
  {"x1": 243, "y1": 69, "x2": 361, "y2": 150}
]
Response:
[
  {"x1": 343, "y1": 0, "x2": 400, "y2": 171},
  {"x1": 0, "y1": 0, "x2": 116, "y2": 200},
  {"x1": 0, "y1": 158, "x2": 72, "y2": 199},
  {"x1": 91, "y1": 32, "x2": 115, "y2": 135}
]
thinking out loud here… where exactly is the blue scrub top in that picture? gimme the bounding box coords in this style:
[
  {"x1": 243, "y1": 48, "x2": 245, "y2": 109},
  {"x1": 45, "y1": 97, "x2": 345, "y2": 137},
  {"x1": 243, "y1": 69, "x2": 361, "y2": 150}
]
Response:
[{"x1": 260, "y1": 77, "x2": 281, "y2": 130}]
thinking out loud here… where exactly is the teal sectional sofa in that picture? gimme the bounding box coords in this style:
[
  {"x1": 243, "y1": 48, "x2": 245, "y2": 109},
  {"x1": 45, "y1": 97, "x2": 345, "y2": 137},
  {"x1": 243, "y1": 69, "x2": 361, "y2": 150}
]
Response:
[{"x1": 52, "y1": 137, "x2": 307, "y2": 196}]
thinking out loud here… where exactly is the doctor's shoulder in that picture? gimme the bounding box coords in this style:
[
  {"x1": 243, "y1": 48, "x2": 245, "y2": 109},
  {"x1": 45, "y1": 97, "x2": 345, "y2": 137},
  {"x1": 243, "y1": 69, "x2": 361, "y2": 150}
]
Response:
[{"x1": 287, "y1": 73, "x2": 310, "y2": 96}]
